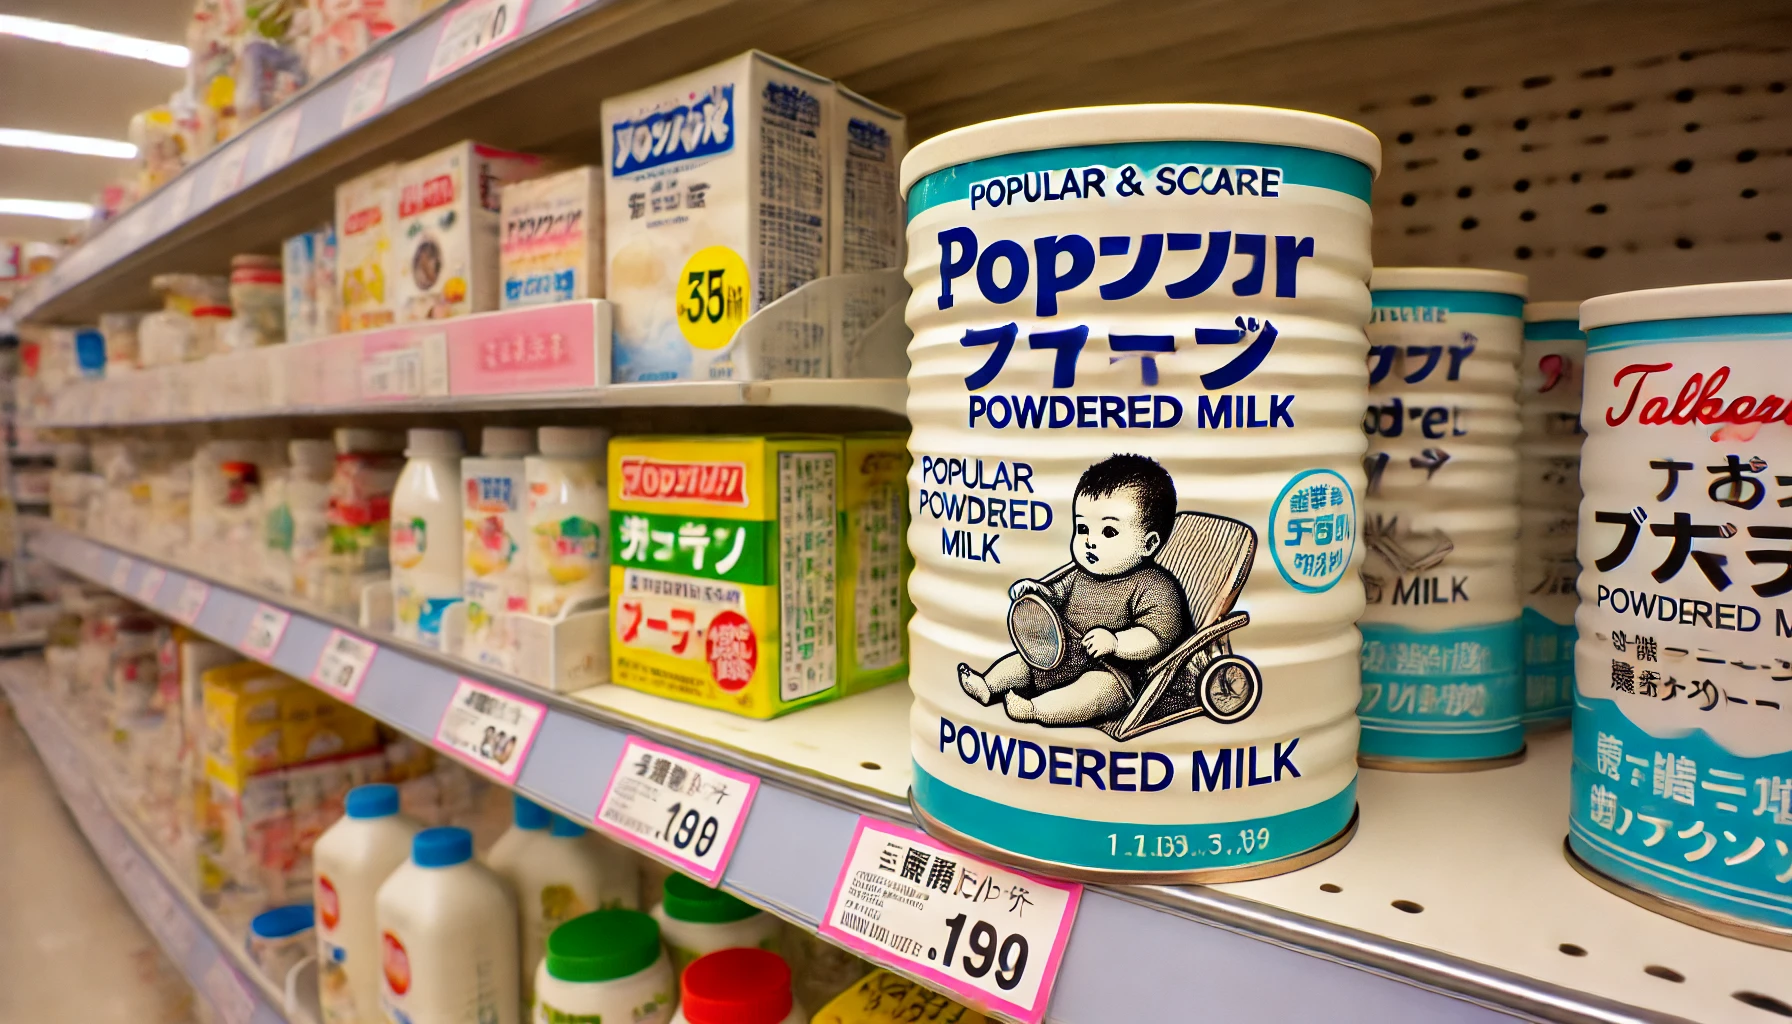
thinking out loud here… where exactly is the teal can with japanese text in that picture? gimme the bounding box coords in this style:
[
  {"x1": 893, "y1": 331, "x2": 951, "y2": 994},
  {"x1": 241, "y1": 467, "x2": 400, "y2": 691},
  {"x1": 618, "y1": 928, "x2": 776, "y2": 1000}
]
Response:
[
  {"x1": 1569, "y1": 279, "x2": 1792, "y2": 948},
  {"x1": 1520, "y1": 301, "x2": 1586, "y2": 728}
]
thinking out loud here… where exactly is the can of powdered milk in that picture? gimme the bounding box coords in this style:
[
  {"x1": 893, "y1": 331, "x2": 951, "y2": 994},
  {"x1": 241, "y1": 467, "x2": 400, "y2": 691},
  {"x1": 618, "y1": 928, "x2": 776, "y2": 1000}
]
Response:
[
  {"x1": 901, "y1": 104, "x2": 1379, "y2": 882},
  {"x1": 1568, "y1": 279, "x2": 1792, "y2": 948},
  {"x1": 1359, "y1": 268, "x2": 1527, "y2": 771},
  {"x1": 1519, "y1": 301, "x2": 1586, "y2": 729}
]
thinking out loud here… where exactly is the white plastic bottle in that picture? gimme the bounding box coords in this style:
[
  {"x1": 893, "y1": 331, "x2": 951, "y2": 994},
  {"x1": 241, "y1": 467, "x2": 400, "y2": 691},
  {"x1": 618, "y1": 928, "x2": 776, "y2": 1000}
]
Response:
[
  {"x1": 533, "y1": 910, "x2": 675, "y2": 1024},
  {"x1": 313, "y1": 784, "x2": 421, "y2": 1024},
  {"x1": 376, "y1": 826, "x2": 520, "y2": 1024},
  {"x1": 670, "y1": 948, "x2": 802, "y2": 1024},
  {"x1": 463, "y1": 427, "x2": 533, "y2": 668},
  {"x1": 487, "y1": 793, "x2": 553, "y2": 881},
  {"x1": 525, "y1": 427, "x2": 610, "y2": 617},
  {"x1": 392, "y1": 428, "x2": 465, "y2": 649},
  {"x1": 505, "y1": 813, "x2": 643, "y2": 1005},
  {"x1": 652, "y1": 873, "x2": 781, "y2": 975},
  {"x1": 287, "y1": 439, "x2": 338, "y2": 601}
]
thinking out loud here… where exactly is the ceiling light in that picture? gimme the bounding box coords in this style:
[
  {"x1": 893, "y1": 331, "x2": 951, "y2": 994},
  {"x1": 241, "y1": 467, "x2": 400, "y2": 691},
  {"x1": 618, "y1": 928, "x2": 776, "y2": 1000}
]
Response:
[
  {"x1": 0, "y1": 14, "x2": 188, "y2": 68},
  {"x1": 0, "y1": 198, "x2": 95, "y2": 221},
  {"x1": 0, "y1": 128, "x2": 136, "y2": 160}
]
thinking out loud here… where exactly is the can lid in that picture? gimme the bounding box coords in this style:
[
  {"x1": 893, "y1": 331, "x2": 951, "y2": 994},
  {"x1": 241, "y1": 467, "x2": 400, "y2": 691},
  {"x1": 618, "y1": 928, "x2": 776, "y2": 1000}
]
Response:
[
  {"x1": 1579, "y1": 279, "x2": 1792, "y2": 331},
  {"x1": 537, "y1": 426, "x2": 608, "y2": 459},
  {"x1": 513, "y1": 794, "x2": 550, "y2": 829},
  {"x1": 1369, "y1": 267, "x2": 1529, "y2": 298},
  {"x1": 679, "y1": 948, "x2": 793, "y2": 1024},
  {"x1": 345, "y1": 783, "x2": 399, "y2": 819},
  {"x1": 249, "y1": 904, "x2": 315, "y2": 939},
  {"x1": 412, "y1": 826, "x2": 473, "y2": 867},
  {"x1": 405, "y1": 428, "x2": 464, "y2": 458},
  {"x1": 1523, "y1": 301, "x2": 1581, "y2": 323},
  {"x1": 333, "y1": 427, "x2": 405, "y2": 454},
  {"x1": 662, "y1": 872, "x2": 762, "y2": 924},
  {"x1": 545, "y1": 910, "x2": 661, "y2": 983},
  {"x1": 481, "y1": 426, "x2": 534, "y2": 457},
  {"x1": 899, "y1": 103, "x2": 1382, "y2": 197}
]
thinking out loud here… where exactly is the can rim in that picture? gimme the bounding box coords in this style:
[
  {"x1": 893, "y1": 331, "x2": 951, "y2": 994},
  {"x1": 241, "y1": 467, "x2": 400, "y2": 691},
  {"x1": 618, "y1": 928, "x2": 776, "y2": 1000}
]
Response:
[
  {"x1": 898, "y1": 104, "x2": 1382, "y2": 197},
  {"x1": 1370, "y1": 267, "x2": 1529, "y2": 298},
  {"x1": 1578, "y1": 278, "x2": 1792, "y2": 331}
]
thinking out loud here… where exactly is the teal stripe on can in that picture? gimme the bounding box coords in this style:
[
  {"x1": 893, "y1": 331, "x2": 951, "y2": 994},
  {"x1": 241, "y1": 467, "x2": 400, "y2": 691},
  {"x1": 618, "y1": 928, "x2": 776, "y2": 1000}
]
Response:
[
  {"x1": 1358, "y1": 618, "x2": 1525, "y2": 762},
  {"x1": 1369, "y1": 289, "x2": 1525, "y2": 318},
  {"x1": 906, "y1": 139, "x2": 1374, "y2": 220},
  {"x1": 1586, "y1": 311, "x2": 1792, "y2": 352},
  {"x1": 1524, "y1": 320, "x2": 1586, "y2": 342}
]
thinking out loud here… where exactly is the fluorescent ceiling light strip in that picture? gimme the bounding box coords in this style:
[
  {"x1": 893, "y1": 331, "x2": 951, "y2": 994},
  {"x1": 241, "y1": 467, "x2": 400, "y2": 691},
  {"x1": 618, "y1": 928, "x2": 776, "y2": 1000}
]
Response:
[
  {"x1": 0, "y1": 198, "x2": 94, "y2": 221},
  {"x1": 0, "y1": 128, "x2": 136, "y2": 160},
  {"x1": 0, "y1": 14, "x2": 188, "y2": 68}
]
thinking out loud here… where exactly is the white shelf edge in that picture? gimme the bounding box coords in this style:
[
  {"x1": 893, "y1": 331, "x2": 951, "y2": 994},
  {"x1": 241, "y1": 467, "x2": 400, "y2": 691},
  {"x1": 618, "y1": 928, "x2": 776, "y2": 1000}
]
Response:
[
  {"x1": 2, "y1": 666, "x2": 307, "y2": 1024},
  {"x1": 31, "y1": 524, "x2": 1714, "y2": 1024}
]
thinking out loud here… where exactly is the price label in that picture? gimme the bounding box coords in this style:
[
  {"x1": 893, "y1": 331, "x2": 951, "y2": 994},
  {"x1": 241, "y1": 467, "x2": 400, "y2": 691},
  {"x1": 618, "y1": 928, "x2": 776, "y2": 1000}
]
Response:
[
  {"x1": 676, "y1": 245, "x2": 750, "y2": 349},
  {"x1": 241, "y1": 604, "x2": 291, "y2": 659},
  {"x1": 172, "y1": 579, "x2": 210, "y2": 625},
  {"x1": 819, "y1": 820, "x2": 1081, "y2": 1024},
  {"x1": 258, "y1": 109, "x2": 303, "y2": 176},
  {"x1": 137, "y1": 567, "x2": 166, "y2": 604},
  {"x1": 427, "y1": 0, "x2": 531, "y2": 81},
  {"x1": 312, "y1": 630, "x2": 378, "y2": 701},
  {"x1": 341, "y1": 54, "x2": 395, "y2": 128},
  {"x1": 160, "y1": 177, "x2": 195, "y2": 232},
  {"x1": 109, "y1": 557, "x2": 134, "y2": 591},
  {"x1": 210, "y1": 145, "x2": 249, "y2": 203},
  {"x1": 360, "y1": 337, "x2": 448, "y2": 399},
  {"x1": 594, "y1": 737, "x2": 760, "y2": 885},
  {"x1": 434, "y1": 679, "x2": 544, "y2": 784}
]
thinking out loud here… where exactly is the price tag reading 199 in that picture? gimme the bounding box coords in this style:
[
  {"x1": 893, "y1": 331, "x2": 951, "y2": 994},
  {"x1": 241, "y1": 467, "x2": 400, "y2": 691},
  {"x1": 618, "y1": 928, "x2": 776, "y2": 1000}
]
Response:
[
  {"x1": 676, "y1": 245, "x2": 749, "y2": 350},
  {"x1": 820, "y1": 820, "x2": 1082, "y2": 1024},
  {"x1": 594, "y1": 737, "x2": 760, "y2": 885}
]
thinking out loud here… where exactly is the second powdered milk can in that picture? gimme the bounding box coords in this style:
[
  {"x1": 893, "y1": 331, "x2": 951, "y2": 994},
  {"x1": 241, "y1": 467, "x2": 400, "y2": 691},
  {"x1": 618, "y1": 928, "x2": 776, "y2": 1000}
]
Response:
[{"x1": 901, "y1": 104, "x2": 1379, "y2": 881}]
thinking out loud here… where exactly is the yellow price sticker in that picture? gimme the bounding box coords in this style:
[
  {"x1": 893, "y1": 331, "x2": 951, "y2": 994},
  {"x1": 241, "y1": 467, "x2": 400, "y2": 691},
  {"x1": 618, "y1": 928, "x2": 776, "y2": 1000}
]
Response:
[{"x1": 677, "y1": 245, "x2": 750, "y2": 350}]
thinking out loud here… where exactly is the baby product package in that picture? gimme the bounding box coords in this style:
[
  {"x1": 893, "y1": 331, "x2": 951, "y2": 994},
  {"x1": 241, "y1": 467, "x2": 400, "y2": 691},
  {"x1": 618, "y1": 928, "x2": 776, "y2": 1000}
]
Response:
[
  {"x1": 839, "y1": 434, "x2": 909, "y2": 695},
  {"x1": 602, "y1": 51, "x2": 834, "y2": 381},
  {"x1": 392, "y1": 140, "x2": 546, "y2": 322},
  {"x1": 608, "y1": 435, "x2": 842, "y2": 718},
  {"x1": 334, "y1": 164, "x2": 398, "y2": 331},
  {"x1": 829, "y1": 86, "x2": 906, "y2": 275},
  {"x1": 499, "y1": 166, "x2": 604, "y2": 308}
]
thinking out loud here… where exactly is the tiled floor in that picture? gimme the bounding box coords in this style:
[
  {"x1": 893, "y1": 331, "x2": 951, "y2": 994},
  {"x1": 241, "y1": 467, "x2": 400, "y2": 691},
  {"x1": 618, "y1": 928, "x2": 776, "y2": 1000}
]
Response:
[{"x1": 0, "y1": 695, "x2": 195, "y2": 1024}]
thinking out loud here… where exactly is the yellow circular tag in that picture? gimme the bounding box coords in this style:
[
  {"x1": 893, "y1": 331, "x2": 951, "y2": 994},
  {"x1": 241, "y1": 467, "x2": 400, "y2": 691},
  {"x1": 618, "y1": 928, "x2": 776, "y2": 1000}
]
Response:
[{"x1": 676, "y1": 245, "x2": 750, "y2": 350}]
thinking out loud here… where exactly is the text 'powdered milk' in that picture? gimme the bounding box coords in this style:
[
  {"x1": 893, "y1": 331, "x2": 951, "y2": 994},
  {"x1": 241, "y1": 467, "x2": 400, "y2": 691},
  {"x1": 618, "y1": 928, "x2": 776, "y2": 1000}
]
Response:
[
  {"x1": 335, "y1": 164, "x2": 398, "y2": 331},
  {"x1": 902, "y1": 104, "x2": 1380, "y2": 882},
  {"x1": 608, "y1": 435, "x2": 842, "y2": 718},
  {"x1": 1360, "y1": 268, "x2": 1527, "y2": 769},
  {"x1": 392, "y1": 140, "x2": 545, "y2": 322},
  {"x1": 602, "y1": 51, "x2": 833, "y2": 382},
  {"x1": 1569, "y1": 280, "x2": 1792, "y2": 943},
  {"x1": 1519, "y1": 300, "x2": 1586, "y2": 727},
  {"x1": 500, "y1": 166, "x2": 604, "y2": 308}
]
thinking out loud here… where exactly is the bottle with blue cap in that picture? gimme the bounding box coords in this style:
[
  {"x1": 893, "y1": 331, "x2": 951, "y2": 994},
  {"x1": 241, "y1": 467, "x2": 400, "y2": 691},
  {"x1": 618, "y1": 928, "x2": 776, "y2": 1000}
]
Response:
[
  {"x1": 313, "y1": 783, "x2": 420, "y2": 1024},
  {"x1": 493, "y1": 806, "x2": 640, "y2": 1010},
  {"x1": 375, "y1": 826, "x2": 520, "y2": 1024}
]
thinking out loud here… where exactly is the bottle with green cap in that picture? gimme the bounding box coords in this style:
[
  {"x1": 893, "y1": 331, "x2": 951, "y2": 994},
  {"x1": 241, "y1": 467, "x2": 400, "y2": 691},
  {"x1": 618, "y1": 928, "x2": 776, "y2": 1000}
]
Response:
[
  {"x1": 533, "y1": 909, "x2": 675, "y2": 1024},
  {"x1": 651, "y1": 873, "x2": 781, "y2": 975},
  {"x1": 503, "y1": 812, "x2": 641, "y2": 1009}
]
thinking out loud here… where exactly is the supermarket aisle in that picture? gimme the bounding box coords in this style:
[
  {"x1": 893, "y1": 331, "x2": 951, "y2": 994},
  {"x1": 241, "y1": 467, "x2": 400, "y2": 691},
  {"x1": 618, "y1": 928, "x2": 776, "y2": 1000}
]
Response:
[{"x1": 0, "y1": 694, "x2": 194, "y2": 1024}]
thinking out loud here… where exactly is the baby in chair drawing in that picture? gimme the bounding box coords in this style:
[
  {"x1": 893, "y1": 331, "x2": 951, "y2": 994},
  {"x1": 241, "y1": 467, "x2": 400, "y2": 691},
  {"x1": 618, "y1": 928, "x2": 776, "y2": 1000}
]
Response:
[{"x1": 959, "y1": 453, "x2": 1190, "y2": 728}]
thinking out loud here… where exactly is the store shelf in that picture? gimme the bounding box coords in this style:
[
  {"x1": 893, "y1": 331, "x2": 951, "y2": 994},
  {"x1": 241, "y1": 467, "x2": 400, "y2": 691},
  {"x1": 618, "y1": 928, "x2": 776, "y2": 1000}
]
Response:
[
  {"x1": 33, "y1": 524, "x2": 1792, "y2": 1024},
  {"x1": 0, "y1": 630, "x2": 47, "y2": 652},
  {"x1": 1, "y1": 662, "x2": 309, "y2": 1024}
]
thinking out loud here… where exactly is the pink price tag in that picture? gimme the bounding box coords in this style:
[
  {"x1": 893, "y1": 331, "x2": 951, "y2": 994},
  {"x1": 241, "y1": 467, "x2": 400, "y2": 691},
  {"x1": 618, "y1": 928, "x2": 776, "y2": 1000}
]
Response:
[
  {"x1": 137, "y1": 567, "x2": 166, "y2": 604},
  {"x1": 312, "y1": 630, "x2": 378, "y2": 701},
  {"x1": 172, "y1": 580, "x2": 210, "y2": 625},
  {"x1": 210, "y1": 145, "x2": 249, "y2": 203},
  {"x1": 446, "y1": 302, "x2": 601, "y2": 395},
  {"x1": 341, "y1": 55, "x2": 395, "y2": 128},
  {"x1": 433, "y1": 679, "x2": 544, "y2": 784},
  {"x1": 820, "y1": 819, "x2": 1082, "y2": 1024},
  {"x1": 258, "y1": 109, "x2": 303, "y2": 176},
  {"x1": 241, "y1": 604, "x2": 291, "y2": 659},
  {"x1": 594, "y1": 737, "x2": 760, "y2": 885},
  {"x1": 109, "y1": 557, "x2": 134, "y2": 591},
  {"x1": 427, "y1": 0, "x2": 531, "y2": 82}
]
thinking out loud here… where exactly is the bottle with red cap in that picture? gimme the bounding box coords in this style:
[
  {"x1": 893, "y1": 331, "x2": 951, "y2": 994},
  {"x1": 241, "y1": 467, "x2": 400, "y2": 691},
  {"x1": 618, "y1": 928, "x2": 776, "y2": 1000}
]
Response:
[{"x1": 671, "y1": 948, "x2": 805, "y2": 1024}]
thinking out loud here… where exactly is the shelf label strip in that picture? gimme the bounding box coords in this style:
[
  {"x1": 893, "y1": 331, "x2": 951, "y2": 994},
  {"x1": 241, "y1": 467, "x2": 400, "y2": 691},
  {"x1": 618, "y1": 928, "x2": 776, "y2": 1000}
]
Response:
[
  {"x1": 109, "y1": 557, "x2": 134, "y2": 590},
  {"x1": 594, "y1": 736, "x2": 760, "y2": 886},
  {"x1": 313, "y1": 629, "x2": 378, "y2": 702},
  {"x1": 172, "y1": 579, "x2": 210, "y2": 625},
  {"x1": 428, "y1": 0, "x2": 532, "y2": 82},
  {"x1": 342, "y1": 54, "x2": 396, "y2": 128},
  {"x1": 241, "y1": 604, "x2": 292, "y2": 660},
  {"x1": 434, "y1": 678, "x2": 544, "y2": 784},
  {"x1": 137, "y1": 567, "x2": 166, "y2": 604},
  {"x1": 819, "y1": 819, "x2": 1082, "y2": 1024}
]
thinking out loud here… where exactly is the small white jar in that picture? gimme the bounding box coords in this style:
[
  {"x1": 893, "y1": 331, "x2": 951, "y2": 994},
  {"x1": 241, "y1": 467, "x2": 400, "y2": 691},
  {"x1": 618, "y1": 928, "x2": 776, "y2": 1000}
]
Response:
[
  {"x1": 651, "y1": 873, "x2": 780, "y2": 975},
  {"x1": 533, "y1": 909, "x2": 675, "y2": 1024},
  {"x1": 670, "y1": 947, "x2": 803, "y2": 1024}
]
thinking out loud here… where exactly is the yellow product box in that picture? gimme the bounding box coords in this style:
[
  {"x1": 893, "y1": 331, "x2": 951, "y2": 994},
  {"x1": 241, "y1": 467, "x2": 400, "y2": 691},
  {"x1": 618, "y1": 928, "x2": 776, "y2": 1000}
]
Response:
[
  {"x1": 811, "y1": 969, "x2": 986, "y2": 1024},
  {"x1": 609, "y1": 435, "x2": 843, "y2": 718},
  {"x1": 281, "y1": 696, "x2": 380, "y2": 767},
  {"x1": 202, "y1": 661, "x2": 379, "y2": 788},
  {"x1": 839, "y1": 434, "x2": 910, "y2": 695}
]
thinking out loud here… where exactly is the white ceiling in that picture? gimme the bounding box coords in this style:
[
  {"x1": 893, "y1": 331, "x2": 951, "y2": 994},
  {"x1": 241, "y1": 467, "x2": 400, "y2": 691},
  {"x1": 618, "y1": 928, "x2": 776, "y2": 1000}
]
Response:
[{"x1": 0, "y1": 0, "x2": 190, "y2": 242}]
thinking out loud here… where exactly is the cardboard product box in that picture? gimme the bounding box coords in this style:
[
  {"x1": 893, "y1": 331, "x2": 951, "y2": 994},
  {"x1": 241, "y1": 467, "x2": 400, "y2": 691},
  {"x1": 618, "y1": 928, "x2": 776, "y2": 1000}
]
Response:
[
  {"x1": 602, "y1": 51, "x2": 834, "y2": 382},
  {"x1": 391, "y1": 140, "x2": 546, "y2": 322},
  {"x1": 829, "y1": 86, "x2": 907, "y2": 275},
  {"x1": 201, "y1": 661, "x2": 380, "y2": 788},
  {"x1": 334, "y1": 164, "x2": 398, "y2": 332},
  {"x1": 499, "y1": 166, "x2": 604, "y2": 308},
  {"x1": 839, "y1": 434, "x2": 910, "y2": 694},
  {"x1": 608, "y1": 435, "x2": 843, "y2": 718}
]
